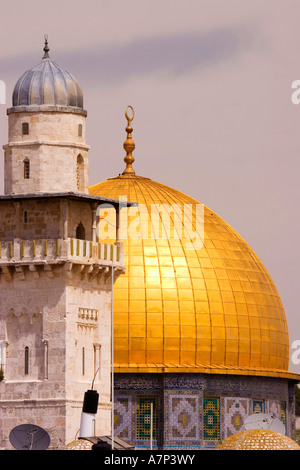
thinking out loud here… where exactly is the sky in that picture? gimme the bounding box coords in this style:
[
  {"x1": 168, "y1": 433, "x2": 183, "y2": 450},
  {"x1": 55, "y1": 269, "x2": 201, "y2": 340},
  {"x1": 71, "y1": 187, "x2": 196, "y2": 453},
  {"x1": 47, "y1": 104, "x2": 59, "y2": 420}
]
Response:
[{"x1": 0, "y1": 0, "x2": 300, "y2": 372}]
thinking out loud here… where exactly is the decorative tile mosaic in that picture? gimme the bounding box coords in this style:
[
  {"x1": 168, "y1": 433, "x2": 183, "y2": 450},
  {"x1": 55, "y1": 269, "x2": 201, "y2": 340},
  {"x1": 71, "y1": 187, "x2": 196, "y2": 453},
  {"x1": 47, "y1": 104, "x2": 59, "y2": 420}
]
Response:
[
  {"x1": 280, "y1": 401, "x2": 286, "y2": 430},
  {"x1": 224, "y1": 397, "x2": 249, "y2": 437},
  {"x1": 136, "y1": 396, "x2": 158, "y2": 441},
  {"x1": 252, "y1": 400, "x2": 265, "y2": 414},
  {"x1": 268, "y1": 400, "x2": 280, "y2": 418},
  {"x1": 113, "y1": 373, "x2": 295, "y2": 449},
  {"x1": 168, "y1": 394, "x2": 199, "y2": 442},
  {"x1": 203, "y1": 397, "x2": 220, "y2": 440},
  {"x1": 114, "y1": 395, "x2": 133, "y2": 442}
]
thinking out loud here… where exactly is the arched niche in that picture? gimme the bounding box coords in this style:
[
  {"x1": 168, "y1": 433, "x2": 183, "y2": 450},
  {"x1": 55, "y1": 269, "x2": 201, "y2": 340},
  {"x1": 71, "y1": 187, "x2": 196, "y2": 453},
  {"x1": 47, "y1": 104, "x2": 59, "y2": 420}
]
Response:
[
  {"x1": 76, "y1": 154, "x2": 85, "y2": 192},
  {"x1": 76, "y1": 222, "x2": 86, "y2": 240}
]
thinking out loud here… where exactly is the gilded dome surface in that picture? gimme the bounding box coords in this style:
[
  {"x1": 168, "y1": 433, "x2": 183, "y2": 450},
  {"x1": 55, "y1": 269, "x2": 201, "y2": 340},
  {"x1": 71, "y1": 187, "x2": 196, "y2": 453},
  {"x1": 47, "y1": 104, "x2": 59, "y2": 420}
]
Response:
[
  {"x1": 90, "y1": 173, "x2": 294, "y2": 379},
  {"x1": 12, "y1": 39, "x2": 83, "y2": 109},
  {"x1": 89, "y1": 108, "x2": 296, "y2": 379},
  {"x1": 216, "y1": 429, "x2": 300, "y2": 450}
]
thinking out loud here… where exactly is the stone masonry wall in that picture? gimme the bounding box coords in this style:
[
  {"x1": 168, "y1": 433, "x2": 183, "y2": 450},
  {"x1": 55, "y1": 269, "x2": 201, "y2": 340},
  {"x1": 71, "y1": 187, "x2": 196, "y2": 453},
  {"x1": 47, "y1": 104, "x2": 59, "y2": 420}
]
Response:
[
  {"x1": 0, "y1": 199, "x2": 94, "y2": 242},
  {"x1": 4, "y1": 110, "x2": 89, "y2": 194},
  {"x1": 0, "y1": 263, "x2": 113, "y2": 449}
]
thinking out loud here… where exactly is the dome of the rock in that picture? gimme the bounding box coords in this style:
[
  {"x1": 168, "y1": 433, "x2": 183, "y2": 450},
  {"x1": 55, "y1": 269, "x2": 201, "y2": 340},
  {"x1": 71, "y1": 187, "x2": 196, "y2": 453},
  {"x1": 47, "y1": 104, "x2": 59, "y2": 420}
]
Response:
[
  {"x1": 1, "y1": 34, "x2": 299, "y2": 450},
  {"x1": 89, "y1": 109, "x2": 295, "y2": 380},
  {"x1": 86, "y1": 107, "x2": 300, "y2": 450}
]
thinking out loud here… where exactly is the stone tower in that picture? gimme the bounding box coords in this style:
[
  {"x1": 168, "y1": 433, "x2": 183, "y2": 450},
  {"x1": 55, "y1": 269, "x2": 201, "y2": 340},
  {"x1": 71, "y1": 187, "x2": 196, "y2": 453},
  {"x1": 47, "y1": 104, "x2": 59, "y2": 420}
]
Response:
[
  {"x1": 4, "y1": 37, "x2": 88, "y2": 195},
  {"x1": 0, "y1": 39, "x2": 127, "y2": 449}
]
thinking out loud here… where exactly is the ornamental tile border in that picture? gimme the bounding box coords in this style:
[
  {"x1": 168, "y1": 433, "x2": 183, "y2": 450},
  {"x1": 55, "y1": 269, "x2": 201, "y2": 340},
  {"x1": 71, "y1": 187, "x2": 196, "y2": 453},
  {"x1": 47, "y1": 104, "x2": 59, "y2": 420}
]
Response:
[{"x1": 113, "y1": 373, "x2": 295, "y2": 449}]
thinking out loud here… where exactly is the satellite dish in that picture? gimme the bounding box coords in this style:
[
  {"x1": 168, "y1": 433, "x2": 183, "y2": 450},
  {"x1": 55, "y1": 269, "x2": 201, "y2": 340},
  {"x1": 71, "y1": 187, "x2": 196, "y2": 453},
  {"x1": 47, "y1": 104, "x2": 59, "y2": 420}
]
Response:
[
  {"x1": 244, "y1": 413, "x2": 286, "y2": 435},
  {"x1": 9, "y1": 424, "x2": 50, "y2": 450}
]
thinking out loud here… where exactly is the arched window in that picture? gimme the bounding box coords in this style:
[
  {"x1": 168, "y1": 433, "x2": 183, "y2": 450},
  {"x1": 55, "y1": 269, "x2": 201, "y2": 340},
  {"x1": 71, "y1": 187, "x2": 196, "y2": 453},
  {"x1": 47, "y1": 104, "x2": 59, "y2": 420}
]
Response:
[
  {"x1": 22, "y1": 122, "x2": 29, "y2": 135},
  {"x1": 76, "y1": 222, "x2": 85, "y2": 240},
  {"x1": 76, "y1": 154, "x2": 84, "y2": 191},
  {"x1": 24, "y1": 159, "x2": 30, "y2": 179},
  {"x1": 24, "y1": 346, "x2": 29, "y2": 375},
  {"x1": 78, "y1": 124, "x2": 83, "y2": 137}
]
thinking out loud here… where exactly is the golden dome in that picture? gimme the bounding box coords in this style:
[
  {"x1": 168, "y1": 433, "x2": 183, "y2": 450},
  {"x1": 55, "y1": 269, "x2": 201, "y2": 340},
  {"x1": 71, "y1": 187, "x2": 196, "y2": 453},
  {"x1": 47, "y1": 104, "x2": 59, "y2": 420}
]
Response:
[
  {"x1": 216, "y1": 429, "x2": 300, "y2": 450},
  {"x1": 89, "y1": 107, "x2": 297, "y2": 379}
]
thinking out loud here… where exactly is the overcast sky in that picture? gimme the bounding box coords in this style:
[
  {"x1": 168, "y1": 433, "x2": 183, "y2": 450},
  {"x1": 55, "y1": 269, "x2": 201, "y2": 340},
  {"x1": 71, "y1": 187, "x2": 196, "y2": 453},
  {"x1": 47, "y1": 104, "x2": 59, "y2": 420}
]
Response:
[{"x1": 0, "y1": 0, "x2": 300, "y2": 372}]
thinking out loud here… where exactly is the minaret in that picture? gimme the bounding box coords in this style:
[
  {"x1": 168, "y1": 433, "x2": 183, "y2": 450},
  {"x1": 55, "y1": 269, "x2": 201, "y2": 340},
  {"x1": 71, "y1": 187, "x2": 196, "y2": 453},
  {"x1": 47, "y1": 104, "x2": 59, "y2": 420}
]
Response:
[
  {"x1": 4, "y1": 37, "x2": 89, "y2": 194},
  {"x1": 0, "y1": 40, "x2": 131, "y2": 449}
]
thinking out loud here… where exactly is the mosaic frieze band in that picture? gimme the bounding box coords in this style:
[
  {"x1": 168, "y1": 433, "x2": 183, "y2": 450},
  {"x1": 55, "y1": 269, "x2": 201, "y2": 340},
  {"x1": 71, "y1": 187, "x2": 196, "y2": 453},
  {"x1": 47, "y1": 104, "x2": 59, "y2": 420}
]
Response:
[{"x1": 113, "y1": 373, "x2": 294, "y2": 449}]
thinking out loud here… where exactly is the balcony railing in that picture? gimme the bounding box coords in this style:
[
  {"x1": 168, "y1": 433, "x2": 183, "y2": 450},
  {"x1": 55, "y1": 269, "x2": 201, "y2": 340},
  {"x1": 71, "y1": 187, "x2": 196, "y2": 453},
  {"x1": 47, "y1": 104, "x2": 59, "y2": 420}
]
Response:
[{"x1": 0, "y1": 238, "x2": 123, "y2": 265}]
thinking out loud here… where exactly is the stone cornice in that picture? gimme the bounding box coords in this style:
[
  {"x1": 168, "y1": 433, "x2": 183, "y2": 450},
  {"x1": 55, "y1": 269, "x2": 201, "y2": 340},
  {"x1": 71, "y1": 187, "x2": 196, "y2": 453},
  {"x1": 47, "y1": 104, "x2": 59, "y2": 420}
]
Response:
[
  {"x1": 3, "y1": 141, "x2": 90, "y2": 151},
  {"x1": 7, "y1": 105, "x2": 87, "y2": 117}
]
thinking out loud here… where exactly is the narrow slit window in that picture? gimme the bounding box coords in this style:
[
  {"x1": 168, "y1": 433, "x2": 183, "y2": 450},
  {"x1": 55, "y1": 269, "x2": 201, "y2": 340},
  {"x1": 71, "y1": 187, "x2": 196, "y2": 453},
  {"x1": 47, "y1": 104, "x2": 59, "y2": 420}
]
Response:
[
  {"x1": 94, "y1": 344, "x2": 101, "y2": 381},
  {"x1": 22, "y1": 122, "x2": 29, "y2": 135},
  {"x1": 25, "y1": 346, "x2": 29, "y2": 375},
  {"x1": 24, "y1": 211, "x2": 28, "y2": 224},
  {"x1": 76, "y1": 154, "x2": 84, "y2": 191},
  {"x1": 24, "y1": 159, "x2": 30, "y2": 179},
  {"x1": 82, "y1": 347, "x2": 85, "y2": 375},
  {"x1": 78, "y1": 124, "x2": 83, "y2": 137}
]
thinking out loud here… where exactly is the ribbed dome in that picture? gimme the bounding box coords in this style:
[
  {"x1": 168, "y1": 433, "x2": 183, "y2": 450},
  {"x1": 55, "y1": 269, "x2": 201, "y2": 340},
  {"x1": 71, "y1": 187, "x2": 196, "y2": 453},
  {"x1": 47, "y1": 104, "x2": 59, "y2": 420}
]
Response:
[
  {"x1": 89, "y1": 172, "x2": 295, "y2": 379},
  {"x1": 63, "y1": 439, "x2": 93, "y2": 450},
  {"x1": 12, "y1": 40, "x2": 83, "y2": 109},
  {"x1": 216, "y1": 429, "x2": 300, "y2": 450}
]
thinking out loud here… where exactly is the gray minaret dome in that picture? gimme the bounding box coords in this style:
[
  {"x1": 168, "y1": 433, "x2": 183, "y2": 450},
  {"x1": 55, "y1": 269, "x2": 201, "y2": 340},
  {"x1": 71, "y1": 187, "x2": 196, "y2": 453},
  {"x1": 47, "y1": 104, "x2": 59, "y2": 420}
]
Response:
[{"x1": 12, "y1": 37, "x2": 83, "y2": 109}]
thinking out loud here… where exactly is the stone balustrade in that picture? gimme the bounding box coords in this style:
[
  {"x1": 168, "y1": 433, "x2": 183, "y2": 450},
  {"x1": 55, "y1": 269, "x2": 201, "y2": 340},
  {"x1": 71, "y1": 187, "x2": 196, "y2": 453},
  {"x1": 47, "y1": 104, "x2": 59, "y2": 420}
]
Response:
[{"x1": 0, "y1": 238, "x2": 123, "y2": 266}]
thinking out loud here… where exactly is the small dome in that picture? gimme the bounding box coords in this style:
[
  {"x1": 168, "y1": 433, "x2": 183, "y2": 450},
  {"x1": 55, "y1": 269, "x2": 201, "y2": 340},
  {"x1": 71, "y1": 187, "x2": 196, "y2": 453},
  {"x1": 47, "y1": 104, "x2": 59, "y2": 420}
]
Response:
[
  {"x1": 63, "y1": 439, "x2": 93, "y2": 450},
  {"x1": 216, "y1": 429, "x2": 300, "y2": 450},
  {"x1": 12, "y1": 38, "x2": 83, "y2": 109}
]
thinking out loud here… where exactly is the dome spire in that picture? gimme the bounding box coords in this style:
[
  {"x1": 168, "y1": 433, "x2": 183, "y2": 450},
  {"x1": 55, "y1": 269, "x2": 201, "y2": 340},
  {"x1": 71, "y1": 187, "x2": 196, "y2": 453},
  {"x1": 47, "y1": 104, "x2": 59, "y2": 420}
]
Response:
[
  {"x1": 43, "y1": 34, "x2": 50, "y2": 59},
  {"x1": 122, "y1": 106, "x2": 135, "y2": 175}
]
